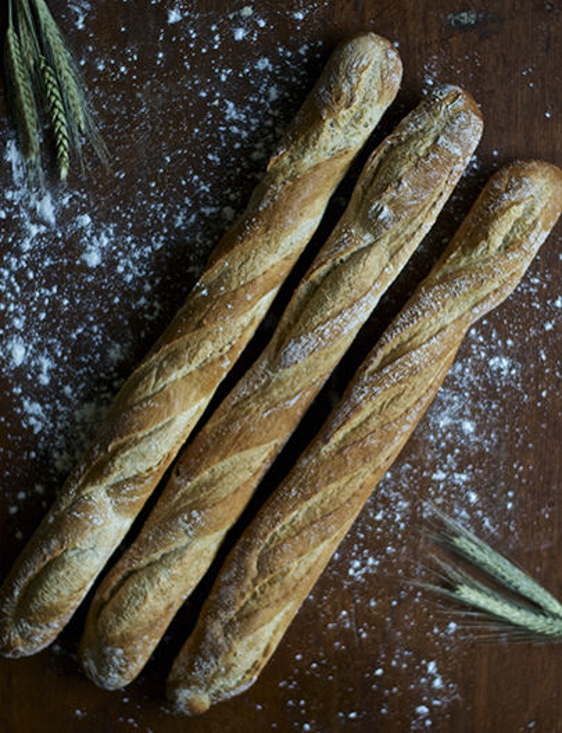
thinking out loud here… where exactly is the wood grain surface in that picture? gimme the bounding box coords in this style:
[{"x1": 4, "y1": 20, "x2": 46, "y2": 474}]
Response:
[{"x1": 0, "y1": 1, "x2": 560, "y2": 731}]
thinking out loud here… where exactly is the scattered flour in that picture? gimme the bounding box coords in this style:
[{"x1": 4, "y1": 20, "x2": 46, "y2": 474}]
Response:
[
  {"x1": 447, "y1": 11, "x2": 483, "y2": 28},
  {"x1": 232, "y1": 27, "x2": 248, "y2": 42},
  {"x1": 1, "y1": 2, "x2": 327, "y2": 511},
  {"x1": 167, "y1": 8, "x2": 182, "y2": 25}
]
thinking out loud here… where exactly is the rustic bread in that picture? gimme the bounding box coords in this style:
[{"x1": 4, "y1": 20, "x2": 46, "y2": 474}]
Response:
[
  {"x1": 166, "y1": 160, "x2": 562, "y2": 714},
  {"x1": 0, "y1": 33, "x2": 402, "y2": 657},
  {"x1": 80, "y1": 86, "x2": 483, "y2": 690}
]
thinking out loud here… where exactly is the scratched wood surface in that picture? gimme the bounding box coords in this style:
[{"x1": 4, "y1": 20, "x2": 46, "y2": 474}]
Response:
[{"x1": 1, "y1": 1, "x2": 561, "y2": 731}]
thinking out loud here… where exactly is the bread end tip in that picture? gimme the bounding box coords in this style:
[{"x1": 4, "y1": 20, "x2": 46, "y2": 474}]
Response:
[
  {"x1": 0, "y1": 617, "x2": 30, "y2": 658},
  {"x1": 169, "y1": 685, "x2": 211, "y2": 716},
  {"x1": 79, "y1": 640, "x2": 136, "y2": 691}
]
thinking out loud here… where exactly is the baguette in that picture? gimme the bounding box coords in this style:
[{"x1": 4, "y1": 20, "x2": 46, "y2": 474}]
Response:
[
  {"x1": 166, "y1": 160, "x2": 562, "y2": 714},
  {"x1": 0, "y1": 33, "x2": 403, "y2": 657},
  {"x1": 80, "y1": 86, "x2": 483, "y2": 689}
]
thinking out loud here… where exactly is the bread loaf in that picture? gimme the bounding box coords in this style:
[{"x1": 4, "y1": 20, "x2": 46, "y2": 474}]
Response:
[
  {"x1": 80, "y1": 86, "x2": 483, "y2": 690},
  {"x1": 0, "y1": 33, "x2": 402, "y2": 657},
  {"x1": 166, "y1": 160, "x2": 562, "y2": 714}
]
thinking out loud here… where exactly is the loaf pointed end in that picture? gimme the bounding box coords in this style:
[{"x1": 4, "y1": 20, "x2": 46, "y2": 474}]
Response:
[
  {"x1": 0, "y1": 618, "x2": 50, "y2": 658},
  {"x1": 168, "y1": 684, "x2": 211, "y2": 716},
  {"x1": 0, "y1": 597, "x2": 45, "y2": 657},
  {"x1": 0, "y1": 622, "x2": 22, "y2": 658}
]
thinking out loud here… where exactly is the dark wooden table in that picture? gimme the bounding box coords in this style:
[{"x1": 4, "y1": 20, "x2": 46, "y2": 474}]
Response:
[{"x1": 1, "y1": 1, "x2": 561, "y2": 731}]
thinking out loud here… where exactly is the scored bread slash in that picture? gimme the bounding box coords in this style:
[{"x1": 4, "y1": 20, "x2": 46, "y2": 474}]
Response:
[
  {"x1": 80, "y1": 85, "x2": 483, "y2": 691},
  {"x1": 0, "y1": 33, "x2": 403, "y2": 658},
  {"x1": 166, "y1": 160, "x2": 562, "y2": 715}
]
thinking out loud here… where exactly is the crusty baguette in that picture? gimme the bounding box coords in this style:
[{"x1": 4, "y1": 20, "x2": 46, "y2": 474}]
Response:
[
  {"x1": 0, "y1": 33, "x2": 403, "y2": 658},
  {"x1": 166, "y1": 160, "x2": 562, "y2": 715},
  {"x1": 80, "y1": 86, "x2": 483, "y2": 690}
]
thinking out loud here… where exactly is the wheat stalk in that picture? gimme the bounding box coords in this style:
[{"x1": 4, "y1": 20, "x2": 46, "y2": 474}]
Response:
[{"x1": 423, "y1": 504, "x2": 562, "y2": 642}]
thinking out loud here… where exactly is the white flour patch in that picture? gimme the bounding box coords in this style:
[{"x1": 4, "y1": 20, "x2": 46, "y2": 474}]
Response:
[{"x1": 167, "y1": 7, "x2": 182, "y2": 24}]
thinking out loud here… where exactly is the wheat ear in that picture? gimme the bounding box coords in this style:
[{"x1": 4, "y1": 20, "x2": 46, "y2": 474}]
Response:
[
  {"x1": 39, "y1": 55, "x2": 69, "y2": 180},
  {"x1": 4, "y1": 3, "x2": 40, "y2": 170},
  {"x1": 31, "y1": 0, "x2": 86, "y2": 134},
  {"x1": 30, "y1": 0, "x2": 108, "y2": 167},
  {"x1": 424, "y1": 506, "x2": 562, "y2": 642},
  {"x1": 453, "y1": 583, "x2": 562, "y2": 639},
  {"x1": 431, "y1": 507, "x2": 562, "y2": 619}
]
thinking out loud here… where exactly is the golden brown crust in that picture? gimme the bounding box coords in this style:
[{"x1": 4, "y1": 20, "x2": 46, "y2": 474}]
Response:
[
  {"x1": 0, "y1": 33, "x2": 402, "y2": 658},
  {"x1": 79, "y1": 86, "x2": 483, "y2": 690},
  {"x1": 166, "y1": 160, "x2": 562, "y2": 715}
]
